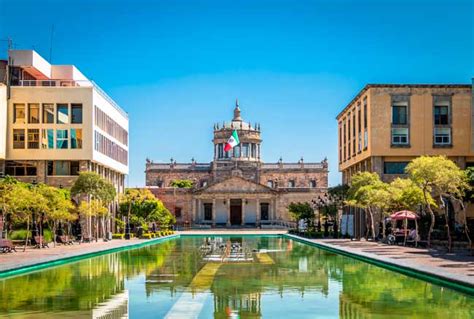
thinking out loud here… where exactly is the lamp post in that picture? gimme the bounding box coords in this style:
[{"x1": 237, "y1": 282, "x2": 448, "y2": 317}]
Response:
[{"x1": 312, "y1": 191, "x2": 346, "y2": 238}]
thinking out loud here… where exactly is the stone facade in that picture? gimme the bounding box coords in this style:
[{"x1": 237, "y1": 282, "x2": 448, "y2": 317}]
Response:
[{"x1": 146, "y1": 101, "x2": 328, "y2": 227}]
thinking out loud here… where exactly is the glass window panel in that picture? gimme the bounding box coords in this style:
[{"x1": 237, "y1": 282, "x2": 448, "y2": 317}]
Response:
[
  {"x1": 267, "y1": 180, "x2": 273, "y2": 188},
  {"x1": 70, "y1": 161, "x2": 80, "y2": 175},
  {"x1": 242, "y1": 143, "x2": 249, "y2": 157},
  {"x1": 71, "y1": 129, "x2": 83, "y2": 149},
  {"x1": 28, "y1": 104, "x2": 40, "y2": 123},
  {"x1": 384, "y1": 162, "x2": 409, "y2": 174},
  {"x1": 27, "y1": 129, "x2": 39, "y2": 149},
  {"x1": 434, "y1": 106, "x2": 449, "y2": 125},
  {"x1": 56, "y1": 129, "x2": 68, "y2": 149},
  {"x1": 391, "y1": 128, "x2": 409, "y2": 144},
  {"x1": 71, "y1": 104, "x2": 83, "y2": 124},
  {"x1": 392, "y1": 105, "x2": 407, "y2": 125},
  {"x1": 42, "y1": 104, "x2": 54, "y2": 123},
  {"x1": 233, "y1": 145, "x2": 241, "y2": 158},
  {"x1": 57, "y1": 104, "x2": 69, "y2": 124},
  {"x1": 41, "y1": 129, "x2": 55, "y2": 149},
  {"x1": 13, "y1": 104, "x2": 25, "y2": 124},
  {"x1": 13, "y1": 129, "x2": 25, "y2": 149},
  {"x1": 55, "y1": 161, "x2": 69, "y2": 175}
]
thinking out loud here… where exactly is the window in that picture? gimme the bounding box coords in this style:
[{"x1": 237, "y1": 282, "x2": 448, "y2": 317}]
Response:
[
  {"x1": 71, "y1": 104, "x2": 83, "y2": 124},
  {"x1": 28, "y1": 104, "x2": 40, "y2": 123},
  {"x1": 233, "y1": 145, "x2": 241, "y2": 158},
  {"x1": 27, "y1": 129, "x2": 39, "y2": 149},
  {"x1": 57, "y1": 104, "x2": 69, "y2": 124},
  {"x1": 358, "y1": 108, "x2": 361, "y2": 133},
  {"x1": 358, "y1": 133, "x2": 362, "y2": 152},
  {"x1": 174, "y1": 207, "x2": 182, "y2": 219},
  {"x1": 309, "y1": 180, "x2": 317, "y2": 188},
  {"x1": 434, "y1": 127, "x2": 451, "y2": 145},
  {"x1": 267, "y1": 180, "x2": 274, "y2": 188},
  {"x1": 94, "y1": 106, "x2": 128, "y2": 146},
  {"x1": 218, "y1": 144, "x2": 224, "y2": 158},
  {"x1": 251, "y1": 144, "x2": 256, "y2": 158},
  {"x1": 156, "y1": 180, "x2": 163, "y2": 187},
  {"x1": 47, "y1": 161, "x2": 80, "y2": 176},
  {"x1": 71, "y1": 129, "x2": 83, "y2": 149},
  {"x1": 41, "y1": 129, "x2": 55, "y2": 149},
  {"x1": 13, "y1": 104, "x2": 25, "y2": 124},
  {"x1": 392, "y1": 104, "x2": 407, "y2": 124},
  {"x1": 5, "y1": 161, "x2": 37, "y2": 176},
  {"x1": 242, "y1": 143, "x2": 249, "y2": 157},
  {"x1": 43, "y1": 104, "x2": 55, "y2": 123},
  {"x1": 56, "y1": 129, "x2": 68, "y2": 149},
  {"x1": 434, "y1": 105, "x2": 449, "y2": 125},
  {"x1": 200, "y1": 180, "x2": 208, "y2": 188},
  {"x1": 288, "y1": 180, "x2": 295, "y2": 188},
  {"x1": 260, "y1": 203, "x2": 269, "y2": 221},
  {"x1": 364, "y1": 131, "x2": 368, "y2": 149},
  {"x1": 204, "y1": 203, "x2": 213, "y2": 221},
  {"x1": 70, "y1": 161, "x2": 80, "y2": 175},
  {"x1": 391, "y1": 128, "x2": 409, "y2": 145},
  {"x1": 13, "y1": 129, "x2": 25, "y2": 149},
  {"x1": 94, "y1": 131, "x2": 128, "y2": 165},
  {"x1": 384, "y1": 162, "x2": 409, "y2": 175}
]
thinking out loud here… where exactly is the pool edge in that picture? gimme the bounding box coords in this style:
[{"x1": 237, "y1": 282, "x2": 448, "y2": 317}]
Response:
[
  {"x1": 0, "y1": 234, "x2": 180, "y2": 279},
  {"x1": 285, "y1": 234, "x2": 474, "y2": 296}
]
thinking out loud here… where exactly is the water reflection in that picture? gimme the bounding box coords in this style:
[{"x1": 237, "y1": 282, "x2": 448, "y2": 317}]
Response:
[{"x1": 0, "y1": 236, "x2": 472, "y2": 318}]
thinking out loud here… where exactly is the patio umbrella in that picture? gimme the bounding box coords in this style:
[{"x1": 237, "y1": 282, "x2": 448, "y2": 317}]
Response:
[{"x1": 390, "y1": 210, "x2": 419, "y2": 246}]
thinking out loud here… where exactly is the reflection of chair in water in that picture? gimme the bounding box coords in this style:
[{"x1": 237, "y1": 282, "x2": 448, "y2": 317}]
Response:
[
  {"x1": 92, "y1": 291, "x2": 129, "y2": 319},
  {"x1": 202, "y1": 239, "x2": 253, "y2": 263}
]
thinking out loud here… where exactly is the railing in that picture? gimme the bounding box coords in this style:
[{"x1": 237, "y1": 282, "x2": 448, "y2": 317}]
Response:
[{"x1": 12, "y1": 79, "x2": 128, "y2": 118}]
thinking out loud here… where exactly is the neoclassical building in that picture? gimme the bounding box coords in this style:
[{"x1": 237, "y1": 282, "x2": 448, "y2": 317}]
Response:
[{"x1": 145, "y1": 101, "x2": 328, "y2": 227}]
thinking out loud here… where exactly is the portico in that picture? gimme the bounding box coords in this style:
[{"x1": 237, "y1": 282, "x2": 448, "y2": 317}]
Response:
[{"x1": 192, "y1": 176, "x2": 278, "y2": 226}]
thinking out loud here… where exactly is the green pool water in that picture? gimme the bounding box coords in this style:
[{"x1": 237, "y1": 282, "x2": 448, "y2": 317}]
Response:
[{"x1": 0, "y1": 235, "x2": 473, "y2": 318}]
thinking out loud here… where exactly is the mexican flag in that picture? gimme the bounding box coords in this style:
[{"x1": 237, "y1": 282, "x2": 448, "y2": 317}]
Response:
[{"x1": 224, "y1": 130, "x2": 240, "y2": 152}]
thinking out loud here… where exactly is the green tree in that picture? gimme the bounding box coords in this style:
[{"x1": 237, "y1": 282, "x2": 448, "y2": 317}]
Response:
[
  {"x1": 288, "y1": 202, "x2": 314, "y2": 232},
  {"x1": 0, "y1": 176, "x2": 20, "y2": 239},
  {"x1": 346, "y1": 172, "x2": 386, "y2": 240},
  {"x1": 406, "y1": 156, "x2": 469, "y2": 249},
  {"x1": 170, "y1": 179, "x2": 194, "y2": 188},
  {"x1": 119, "y1": 189, "x2": 174, "y2": 231},
  {"x1": 71, "y1": 172, "x2": 117, "y2": 241},
  {"x1": 9, "y1": 183, "x2": 49, "y2": 250},
  {"x1": 38, "y1": 185, "x2": 76, "y2": 247}
]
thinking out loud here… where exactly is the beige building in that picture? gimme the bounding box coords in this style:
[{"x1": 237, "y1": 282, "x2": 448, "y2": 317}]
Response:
[
  {"x1": 146, "y1": 102, "x2": 328, "y2": 227},
  {"x1": 1, "y1": 50, "x2": 128, "y2": 193},
  {"x1": 337, "y1": 83, "x2": 473, "y2": 237},
  {"x1": 337, "y1": 84, "x2": 473, "y2": 184}
]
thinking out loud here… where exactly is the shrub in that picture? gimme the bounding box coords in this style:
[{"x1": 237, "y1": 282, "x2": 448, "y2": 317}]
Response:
[
  {"x1": 112, "y1": 233, "x2": 125, "y2": 240},
  {"x1": 140, "y1": 233, "x2": 153, "y2": 239},
  {"x1": 9, "y1": 229, "x2": 53, "y2": 242}
]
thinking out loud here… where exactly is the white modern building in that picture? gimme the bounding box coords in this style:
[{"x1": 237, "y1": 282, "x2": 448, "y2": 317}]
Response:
[{"x1": 1, "y1": 50, "x2": 129, "y2": 194}]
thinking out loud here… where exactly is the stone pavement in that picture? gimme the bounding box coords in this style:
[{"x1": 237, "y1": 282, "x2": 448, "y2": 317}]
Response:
[
  {"x1": 0, "y1": 238, "x2": 162, "y2": 273},
  {"x1": 288, "y1": 236, "x2": 474, "y2": 286}
]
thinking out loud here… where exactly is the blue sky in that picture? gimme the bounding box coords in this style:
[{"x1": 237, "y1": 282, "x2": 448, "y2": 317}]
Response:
[{"x1": 1, "y1": 0, "x2": 472, "y2": 187}]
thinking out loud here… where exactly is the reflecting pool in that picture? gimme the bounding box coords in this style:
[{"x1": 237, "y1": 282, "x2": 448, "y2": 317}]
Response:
[{"x1": 1, "y1": 236, "x2": 473, "y2": 318}]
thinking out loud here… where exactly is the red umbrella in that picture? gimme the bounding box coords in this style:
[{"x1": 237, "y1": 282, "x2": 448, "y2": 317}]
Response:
[
  {"x1": 390, "y1": 210, "x2": 419, "y2": 246},
  {"x1": 390, "y1": 210, "x2": 419, "y2": 220}
]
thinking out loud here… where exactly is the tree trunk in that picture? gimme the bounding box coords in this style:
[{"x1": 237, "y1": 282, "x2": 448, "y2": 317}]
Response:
[
  {"x1": 24, "y1": 216, "x2": 30, "y2": 252},
  {"x1": 423, "y1": 191, "x2": 435, "y2": 248},
  {"x1": 453, "y1": 197, "x2": 471, "y2": 255},
  {"x1": 39, "y1": 215, "x2": 43, "y2": 249},
  {"x1": 382, "y1": 217, "x2": 386, "y2": 240},
  {"x1": 443, "y1": 200, "x2": 452, "y2": 253},
  {"x1": 368, "y1": 207, "x2": 376, "y2": 241},
  {"x1": 52, "y1": 221, "x2": 57, "y2": 248},
  {"x1": 415, "y1": 218, "x2": 419, "y2": 247},
  {"x1": 95, "y1": 216, "x2": 99, "y2": 242}
]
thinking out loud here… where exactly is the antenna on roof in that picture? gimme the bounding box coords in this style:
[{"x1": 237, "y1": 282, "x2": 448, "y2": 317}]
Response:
[{"x1": 49, "y1": 24, "x2": 54, "y2": 62}]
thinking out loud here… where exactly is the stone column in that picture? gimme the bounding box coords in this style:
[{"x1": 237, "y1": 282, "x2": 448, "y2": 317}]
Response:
[
  {"x1": 212, "y1": 198, "x2": 216, "y2": 227},
  {"x1": 256, "y1": 198, "x2": 260, "y2": 227},
  {"x1": 226, "y1": 198, "x2": 231, "y2": 227},
  {"x1": 197, "y1": 199, "x2": 201, "y2": 223},
  {"x1": 241, "y1": 199, "x2": 246, "y2": 226},
  {"x1": 192, "y1": 198, "x2": 196, "y2": 224}
]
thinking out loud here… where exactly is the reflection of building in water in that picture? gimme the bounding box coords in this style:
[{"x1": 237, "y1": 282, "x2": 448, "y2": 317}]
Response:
[
  {"x1": 92, "y1": 291, "x2": 129, "y2": 319},
  {"x1": 213, "y1": 292, "x2": 262, "y2": 318}
]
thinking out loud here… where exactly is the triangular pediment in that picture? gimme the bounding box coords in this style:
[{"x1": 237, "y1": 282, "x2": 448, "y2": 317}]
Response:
[{"x1": 197, "y1": 176, "x2": 275, "y2": 194}]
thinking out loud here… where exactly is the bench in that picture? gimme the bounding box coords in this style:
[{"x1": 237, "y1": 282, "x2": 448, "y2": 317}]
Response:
[
  {"x1": 0, "y1": 239, "x2": 17, "y2": 253},
  {"x1": 34, "y1": 236, "x2": 49, "y2": 248}
]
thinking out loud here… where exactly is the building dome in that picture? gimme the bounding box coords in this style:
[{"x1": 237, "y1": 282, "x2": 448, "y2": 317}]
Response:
[{"x1": 213, "y1": 100, "x2": 262, "y2": 162}]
